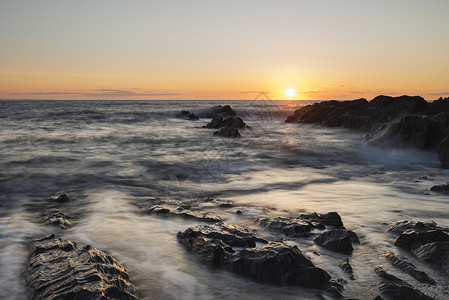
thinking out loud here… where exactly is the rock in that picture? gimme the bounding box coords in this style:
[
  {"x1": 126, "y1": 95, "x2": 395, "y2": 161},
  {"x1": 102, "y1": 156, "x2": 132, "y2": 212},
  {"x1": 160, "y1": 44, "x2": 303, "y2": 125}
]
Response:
[
  {"x1": 203, "y1": 116, "x2": 225, "y2": 128},
  {"x1": 147, "y1": 205, "x2": 221, "y2": 222},
  {"x1": 374, "y1": 267, "x2": 433, "y2": 300},
  {"x1": 177, "y1": 223, "x2": 268, "y2": 249},
  {"x1": 177, "y1": 110, "x2": 199, "y2": 120},
  {"x1": 256, "y1": 217, "x2": 317, "y2": 238},
  {"x1": 430, "y1": 183, "x2": 449, "y2": 193},
  {"x1": 394, "y1": 229, "x2": 449, "y2": 250},
  {"x1": 177, "y1": 224, "x2": 336, "y2": 291},
  {"x1": 44, "y1": 209, "x2": 72, "y2": 229},
  {"x1": 299, "y1": 212, "x2": 344, "y2": 228},
  {"x1": 430, "y1": 97, "x2": 449, "y2": 113},
  {"x1": 204, "y1": 197, "x2": 234, "y2": 208},
  {"x1": 383, "y1": 251, "x2": 435, "y2": 284},
  {"x1": 26, "y1": 234, "x2": 138, "y2": 300},
  {"x1": 387, "y1": 220, "x2": 439, "y2": 234},
  {"x1": 314, "y1": 229, "x2": 359, "y2": 254},
  {"x1": 213, "y1": 117, "x2": 248, "y2": 138},
  {"x1": 412, "y1": 241, "x2": 449, "y2": 272},
  {"x1": 339, "y1": 258, "x2": 355, "y2": 280},
  {"x1": 49, "y1": 192, "x2": 71, "y2": 203},
  {"x1": 437, "y1": 136, "x2": 449, "y2": 168},
  {"x1": 195, "y1": 105, "x2": 237, "y2": 119}
]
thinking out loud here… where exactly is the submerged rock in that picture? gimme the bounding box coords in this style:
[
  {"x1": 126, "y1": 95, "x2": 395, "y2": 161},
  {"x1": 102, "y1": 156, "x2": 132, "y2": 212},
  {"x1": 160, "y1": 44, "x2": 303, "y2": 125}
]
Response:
[
  {"x1": 383, "y1": 251, "x2": 435, "y2": 285},
  {"x1": 177, "y1": 224, "x2": 336, "y2": 291},
  {"x1": 49, "y1": 192, "x2": 71, "y2": 203},
  {"x1": 147, "y1": 205, "x2": 221, "y2": 222},
  {"x1": 26, "y1": 234, "x2": 138, "y2": 300},
  {"x1": 177, "y1": 110, "x2": 199, "y2": 120},
  {"x1": 44, "y1": 209, "x2": 72, "y2": 229},
  {"x1": 314, "y1": 229, "x2": 359, "y2": 254}
]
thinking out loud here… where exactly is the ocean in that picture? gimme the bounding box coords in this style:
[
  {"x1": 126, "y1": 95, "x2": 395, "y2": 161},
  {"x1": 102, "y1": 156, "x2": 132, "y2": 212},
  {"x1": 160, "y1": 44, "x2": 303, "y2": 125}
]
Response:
[{"x1": 0, "y1": 100, "x2": 448, "y2": 299}]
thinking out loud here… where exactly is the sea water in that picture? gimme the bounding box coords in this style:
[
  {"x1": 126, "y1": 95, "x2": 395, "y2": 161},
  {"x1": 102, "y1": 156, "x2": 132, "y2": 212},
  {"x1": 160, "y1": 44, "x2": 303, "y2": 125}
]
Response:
[{"x1": 0, "y1": 100, "x2": 448, "y2": 299}]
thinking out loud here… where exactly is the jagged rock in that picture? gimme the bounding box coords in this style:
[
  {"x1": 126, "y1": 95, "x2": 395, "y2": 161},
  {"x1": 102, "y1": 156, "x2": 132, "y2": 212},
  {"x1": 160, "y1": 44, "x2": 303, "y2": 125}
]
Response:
[
  {"x1": 177, "y1": 110, "x2": 199, "y2": 120},
  {"x1": 394, "y1": 229, "x2": 449, "y2": 250},
  {"x1": 177, "y1": 224, "x2": 335, "y2": 291},
  {"x1": 256, "y1": 217, "x2": 318, "y2": 238},
  {"x1": 437, "y1": 136, "x2": 449, "y2": 168},
  {"x1": 339, "y1": 258, "x2": 355, "y2": 280},
  {"x1": 314, "y1": 229, "x2": 359, "y2": 254},
  {"x1": 431, "y1": 97, "x2": 449, "y2": 113},
  {"x1": 44, "y1": 209, "x2": 71, "y2": 229},
  {"x1": 430, "y1": 182, "x2": 449, "y2": 193},
  {"x1": 49, "y1": 193, "x2": 71, "y2": 203},
  {"x1": 26, "y1": 234, "x2": 138, "y2": 300},
  {"x1": 374, "y1": 267, "x2": 433, "y2": 300},
  {"x1": 213, "y1": 117, "x2": 249, "y2": 138},
  {"x1": 146, "y1": 205, "x2": 221, "y2": 222},
  {"x1": 412, "y1": 241, "x2": 449, "y2": 272},
  {"x1": 387, "y1": 220, "x2": 440, "y2": 234},
  {"x1": 299, "y1": 212, "x2": 344, "y2": 228},
  {"x1": 383, "y1": 251, "x2": 435, "y2": 284}
]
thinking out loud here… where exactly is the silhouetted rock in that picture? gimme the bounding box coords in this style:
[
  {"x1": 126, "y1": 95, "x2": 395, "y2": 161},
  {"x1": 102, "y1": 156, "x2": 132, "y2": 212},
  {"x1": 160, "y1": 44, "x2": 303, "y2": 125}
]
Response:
[
  {"x1": 431, "y1": 97, "x2": 449, "y2": 113},
  {"x1": 177, "y1": 110, "x2": 199, "y2": 120},
  {"x1": 374, "y1": 267, "x2": 433, "y2": 300},
  {"x1": 314, "y1": 229, "x2": 359, "y2": 254},
  {"x1": 430, "y1": 182, "x2": 449, "y2": 193},
  {"x1": 383, "y1": 251, "x2": 435, "y2": 284},
  {"x1": 177, "y1": 224, "x2": 337, "y2": 291},
  {"x1": 26, "y1": 234, "x2": 138, "y2": 300},
  {"x1": 146, "y1": 205, "x2": 221, "y2": 222},
  {"x1": 44, "y1": 209, "x2": 71, "y2": 229},
  {"x1": 437, "y1": 136, "x2": 449, "y2": 168},
  {"x1": 49, "y1": 192, "x2": 71, "y2": 203},
  {"x1": 339, "y1": 258, "x2": 355, "y2": 280}
]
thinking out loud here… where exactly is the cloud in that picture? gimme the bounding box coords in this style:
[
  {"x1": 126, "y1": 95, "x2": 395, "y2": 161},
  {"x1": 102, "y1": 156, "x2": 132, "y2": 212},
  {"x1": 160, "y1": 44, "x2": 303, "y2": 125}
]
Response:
[
  {"x1": 300, "y1": 90, "x2": 320, "y2": 94},
  {"x1": 15, "y1": 91, "x2": 80, "y2": 95},
  {"x1": 85, "y1": 89, "x2": 181, "y2": 97},
  {"x1": 427, "y1": 92, "x2": 449, "y2": 96}
]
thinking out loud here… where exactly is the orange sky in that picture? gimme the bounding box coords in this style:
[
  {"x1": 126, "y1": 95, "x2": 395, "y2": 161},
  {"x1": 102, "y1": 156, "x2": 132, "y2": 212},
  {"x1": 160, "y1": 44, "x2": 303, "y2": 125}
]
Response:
[{"x1": 1, "y1": 1, "x2": 449, "y2": 100}]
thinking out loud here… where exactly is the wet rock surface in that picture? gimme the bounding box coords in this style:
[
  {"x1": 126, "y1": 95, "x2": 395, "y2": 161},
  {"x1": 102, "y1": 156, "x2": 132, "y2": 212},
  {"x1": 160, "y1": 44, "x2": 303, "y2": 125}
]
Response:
[
  {"x1": 299, "y1": 212, "x2": 344, "y2": 228},
  {"x1": 314, "y1": 229, "x2": 359, "y2": 254},
  {"x1": 374, "y1": 267, "x2": 434, "y2": 300},
  {"x1": 383, "y1": 251, "x2": 435, "y2": 285},
  {"x1": 44, "y1": 209, "x2": 72, "y2": 229},
  {"x1": 256, "y1": 216, "x2": 318, "y2": 238},
  {"x1": 437, "y1": 136, "x2": 449, "y2": 168},
  {"x1": 177, "y1": 223, "x2": 338, "y2": 292},
  {"x1": 26, "y1": 234, "x2": 138, "y2": 300},
  {"x1": 339, "y1": 258, "x2": 355, "y2": 280}
]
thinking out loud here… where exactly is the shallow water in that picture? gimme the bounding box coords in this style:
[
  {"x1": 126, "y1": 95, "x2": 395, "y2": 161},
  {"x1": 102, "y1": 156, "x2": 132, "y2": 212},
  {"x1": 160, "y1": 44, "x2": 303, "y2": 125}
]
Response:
[{"x1": 0, "y1": 100, "x2": 448, "y2": 299}]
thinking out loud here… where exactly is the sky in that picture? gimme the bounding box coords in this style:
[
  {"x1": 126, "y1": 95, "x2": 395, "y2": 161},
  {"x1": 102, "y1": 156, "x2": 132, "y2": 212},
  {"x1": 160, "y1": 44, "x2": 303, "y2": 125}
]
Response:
[{"x1": 1, "y1": 0, "x2": 449, "y2": 100}]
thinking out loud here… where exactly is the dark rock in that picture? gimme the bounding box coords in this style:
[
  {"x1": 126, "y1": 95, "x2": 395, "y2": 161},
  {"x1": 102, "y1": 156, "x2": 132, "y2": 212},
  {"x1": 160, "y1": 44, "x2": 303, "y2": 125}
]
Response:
[
  {"x1": 44, "y1": 209, "x2": 72, "y2": 229},
  {"x1": 394, "y1": 229, "x2": 449, "y2": 250},
  {"x1": 374, "y1": 267, "x2": 434, "y2": 300},
  {"x1": 236, "y1": 210, "x2": 243, "y2": 215},
  {"x1": 147, "y1": 205, "x2": 221, "y2": 222},
  {"x1": 177, "y1": 223, "x2": 268, "y2": 248},
  {"x1": 195, "y1": 105, "x2": 237, "y2": 119},
  {"x1": 430, "y1": 183, "x2": 449, "y2": 193},
  {"x1": 203, "y1": 116, "x2": 225, "y2": 128},
  {"x1": 437, "y1": 136, "x2": 449, "y2": 168},
  {"x1": 387, "y1": 220, "x2": 439, "y2": 234},
  {"x1": 383, "y1": 251, "x2": 435, "y2": 284},
  {"x1": 412, "y1": 241, "x2": 449, "y2": 272},
  {"x1": 339, "y1": 258, "x2": 355, "y2": 280},
  {"x1": 256, "y1": 217, "x2": 317, "y2": 238},
  {"x1": 204, "y1": 197, "x2": 234, "y2": 208},
  {"x1": 213, "y1": 117, "x2": 248, "y2": 138},
  {"x1": 26, "y1": 234, "x2": 138, "y2": 300},
  {"x1": 314, "y1": 229, "x2": 358, "y2": 254},
  {"x1": 299, "y1": 212, "x2": 344, "y2": 228},
  {"x1": 49, "y1": 193, "x2": 71, "y2": 203},
  {"x1": 177, "y1": 110, "x2": 199, "y2": 120},
  {"x1": 430, "y1": 97, "x2": 449, "y2": 113}
]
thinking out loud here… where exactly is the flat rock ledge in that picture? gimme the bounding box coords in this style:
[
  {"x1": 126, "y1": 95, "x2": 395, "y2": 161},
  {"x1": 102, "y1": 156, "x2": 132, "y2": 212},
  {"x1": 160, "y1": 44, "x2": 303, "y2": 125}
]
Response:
[
  {"x1": 26, "y1": 234, "x2": 138, "y2": 300},
  {"x1": 177, "y1": 223, "x2": 342, "y2": 296}
]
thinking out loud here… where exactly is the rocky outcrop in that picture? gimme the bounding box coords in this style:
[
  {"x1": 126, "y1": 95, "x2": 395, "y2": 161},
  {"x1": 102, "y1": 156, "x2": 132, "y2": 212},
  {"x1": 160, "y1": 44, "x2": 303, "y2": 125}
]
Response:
[
  {"x1": 412, "y1": 241, "x2": 449, "y2": 273},
  {"x1": 146, "y1": 204, "x2": 222, "y2": 222},
  {"x1": 387, "y1": 220, "x2": 442, "y2": 234},
  {"x1": 437, "y1": 136, "x2": 449, "y2": 168},
  {"x1": 339, "y1": 258, "x2": 355, "y2": 280},
  {"x1": 430, "y1": 182, "x2": 449, "y2": 193},
  {"x1": 194, "y1": 105, "x2": 237, "y2": 119},
  {"x1": 177, "y1": 110, "x2": 199, "y2": 120},
  {"x1": 374, "y1": 267, "x2": 434, "y2": 300},
  {"x1": 313, "y1": 229, "x2": 359, "y2": 254},
  {"x1": 298, "y1": 212, "x2": 344, "y2": 228},
  {"x1": 26, "y1": 234, "x2": 138, "y2": 300},
  {"x1": 44, "y1": 209, "x2": 72, "y2": 229},
  {"x1": 49, "y1": 192, "x2": 71, "y2": 203},
  {"x1": 213, "y1": 117, "x2": 249, "y2": 138},
  {"x1": 383, "y1": 251, "x2": 435, "y2": 284},
  {"x1": 177, "y1": 223, "x2": 337, "y2": 291}
]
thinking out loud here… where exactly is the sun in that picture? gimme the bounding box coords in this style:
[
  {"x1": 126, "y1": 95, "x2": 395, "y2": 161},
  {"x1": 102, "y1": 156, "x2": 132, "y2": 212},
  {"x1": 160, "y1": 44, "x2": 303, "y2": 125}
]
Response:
[{"x1": 284, "y1": 88, "x2": 296, "y2": 98}]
